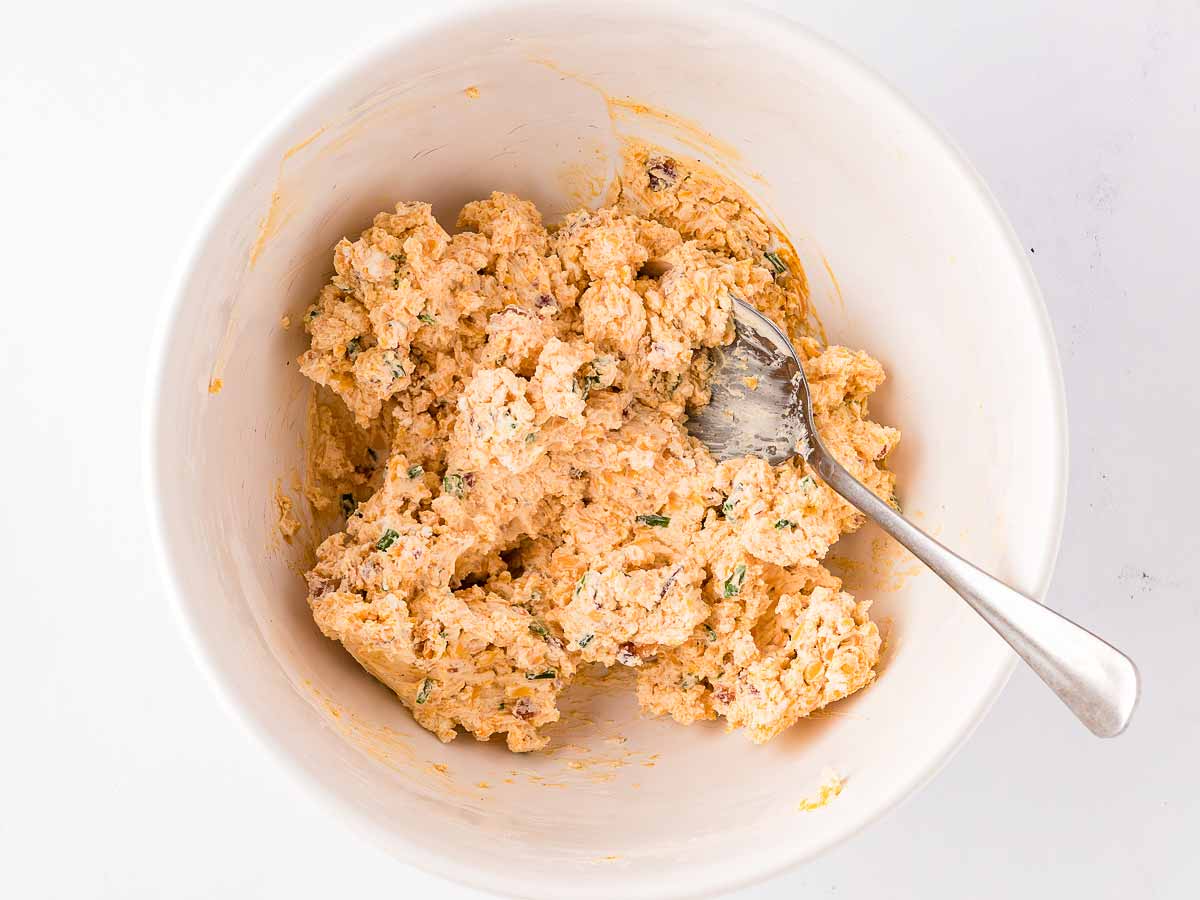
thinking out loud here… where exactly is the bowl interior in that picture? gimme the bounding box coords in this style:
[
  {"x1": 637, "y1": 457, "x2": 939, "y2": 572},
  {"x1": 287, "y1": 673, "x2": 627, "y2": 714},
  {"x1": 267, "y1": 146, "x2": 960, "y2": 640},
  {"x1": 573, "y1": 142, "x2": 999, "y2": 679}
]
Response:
[{"x1": 150, "y1": 3, "x2": 1064, "y2": 897}]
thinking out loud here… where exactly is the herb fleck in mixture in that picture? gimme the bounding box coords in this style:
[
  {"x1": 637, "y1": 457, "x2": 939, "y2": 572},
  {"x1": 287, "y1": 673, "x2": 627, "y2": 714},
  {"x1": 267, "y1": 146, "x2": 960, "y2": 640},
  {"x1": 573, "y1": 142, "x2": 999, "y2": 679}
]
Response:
[{"x1": 298, "y1": 143, "x2": 898, "y2": 751}]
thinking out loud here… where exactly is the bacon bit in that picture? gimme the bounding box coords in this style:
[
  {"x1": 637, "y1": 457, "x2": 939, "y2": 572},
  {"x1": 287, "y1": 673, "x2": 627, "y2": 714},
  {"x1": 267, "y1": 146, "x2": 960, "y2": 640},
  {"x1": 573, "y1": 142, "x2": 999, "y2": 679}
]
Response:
[
  {"x1": 512, "y1": 698, "x2": 537, "y2": 720},
  {"x1": 646, "y1": 156, "x2": 678, "y2": 191},
  {"x1": 616, "y1": 643, "x2": 640, "y2": 667},
  {"x1": 306, "y1": 575, "x2": 335, "y2": 599},
  {"x1": 712, "y1": 685, "x2": 735, "y2": 704}
]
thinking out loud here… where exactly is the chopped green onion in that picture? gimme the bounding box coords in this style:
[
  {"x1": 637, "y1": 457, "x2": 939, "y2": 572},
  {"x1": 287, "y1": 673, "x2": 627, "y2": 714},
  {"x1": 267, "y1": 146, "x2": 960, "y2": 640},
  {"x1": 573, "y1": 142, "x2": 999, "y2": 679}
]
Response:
[
  {"x1": 389, "y1": 252, "x2": 406, "y2": 267},
  {"x1": 703, "y1": 624, "x2": 717, "y2": 643},
  {"x1": 442, "y1": 474, "x2": 466, "y2": 498},
  {"x1": 577, "y1": 371, "x2": 602, "y2": 400},
  {"x1": 526, "y1": 669, "x2": 557, "y2": 680},
  {"x1": 799, "y1": 475, "x2": 814, "y2": 489},
  {"x1": 723, "y1": 563, "x2": 747, "y2": 597},
  {"x1": 659, "y1": 565, "x2": 682, "y2": 598},
  {"x1": 573, "y1": 573, "x2": 592, "y2": 599},
  {"x1": 774, "y1": 518, "x2": 794, "y2": 530},
  {"x1": 577, "y1": 633, "x2": 594, "y2": 649},
  {"x1": 339, "y1": 493, "x2": 356, "y2": 517},
  {"x1": 376, "y1": 528, "x2": 400, "y2": 551},
  {"x1": 418, "y1": 312, "x2": 437, "y2": 325},
  {"x1": 346, "y1": 337, "x2": 363, "y2": 359},
  {"x1": 380, "y1": 350, "x2": 405, "y2": 380},
  {"x1": 635, "y1": 513, "x2": 670, "y2": 527},
  {"x1": 720, "y1": 498, "x2": 736, "y2": 517},
  {"x1": 407, "y1": 465, "x2": 424, "y2": 479},
  {"x1": 416, "y1": 678, "x2": 434, "y2": 704},
  {"x1": 764, "y1": 251, "x2": 788, "y2": 275},
  {"x1": 525, "y1": 432, "x2": 537, "y2": 444},
  {"x1": 529, "y1": 620, "x2": 551, "y2": 640}
]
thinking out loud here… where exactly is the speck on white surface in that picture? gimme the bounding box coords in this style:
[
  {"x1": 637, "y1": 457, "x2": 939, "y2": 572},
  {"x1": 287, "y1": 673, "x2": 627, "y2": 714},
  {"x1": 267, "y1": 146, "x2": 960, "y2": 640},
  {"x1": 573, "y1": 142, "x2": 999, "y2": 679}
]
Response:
[{"x1": 0, "y1": 1, "x2": 1196, "y2": 897}]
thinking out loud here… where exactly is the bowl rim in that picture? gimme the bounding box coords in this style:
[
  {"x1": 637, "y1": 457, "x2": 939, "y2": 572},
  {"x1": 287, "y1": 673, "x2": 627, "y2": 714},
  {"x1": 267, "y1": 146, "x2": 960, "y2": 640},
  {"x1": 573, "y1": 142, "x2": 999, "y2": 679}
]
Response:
[{"x1": 142, "y1": 1, "x2": 1069, "y2": 896}]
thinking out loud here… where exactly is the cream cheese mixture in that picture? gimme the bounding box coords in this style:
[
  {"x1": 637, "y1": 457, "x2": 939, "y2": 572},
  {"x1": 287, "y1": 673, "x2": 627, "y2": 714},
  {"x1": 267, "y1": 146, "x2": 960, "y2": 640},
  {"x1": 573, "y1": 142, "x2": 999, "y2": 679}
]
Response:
[{"x1": 296, "y1": 144, "x2": 899, "y2": 751}]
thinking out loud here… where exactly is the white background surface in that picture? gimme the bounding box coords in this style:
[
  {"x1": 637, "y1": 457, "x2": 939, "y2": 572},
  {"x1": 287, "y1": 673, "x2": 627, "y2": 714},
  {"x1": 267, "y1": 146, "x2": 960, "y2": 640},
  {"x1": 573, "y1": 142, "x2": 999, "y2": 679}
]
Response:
[{"x1": 1, "y1": 1, "x2": 1196, "y2": 897}]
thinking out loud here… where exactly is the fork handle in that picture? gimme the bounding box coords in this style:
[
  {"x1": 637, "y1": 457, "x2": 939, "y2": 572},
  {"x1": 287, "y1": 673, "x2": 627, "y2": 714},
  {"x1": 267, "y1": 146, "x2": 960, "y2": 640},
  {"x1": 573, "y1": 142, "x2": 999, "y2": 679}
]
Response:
[{"x1": 810, "y1": 449, "x2": 1140, "y2": 737}]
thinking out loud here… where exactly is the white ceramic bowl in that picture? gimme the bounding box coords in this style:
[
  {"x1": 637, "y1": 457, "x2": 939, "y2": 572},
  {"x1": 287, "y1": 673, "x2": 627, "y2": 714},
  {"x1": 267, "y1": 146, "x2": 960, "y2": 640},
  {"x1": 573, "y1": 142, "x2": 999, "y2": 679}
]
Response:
[{"x1": 145, "y1": 2, "x2": 1067, "y2": 897}]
